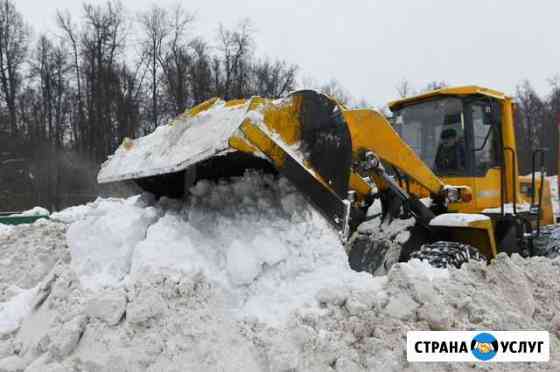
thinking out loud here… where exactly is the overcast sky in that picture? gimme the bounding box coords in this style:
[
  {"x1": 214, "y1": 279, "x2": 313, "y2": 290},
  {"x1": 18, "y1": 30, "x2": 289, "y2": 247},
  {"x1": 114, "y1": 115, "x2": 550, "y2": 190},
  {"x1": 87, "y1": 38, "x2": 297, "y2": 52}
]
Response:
[{"x1": 15, "y1": 0, "x2": 560, "y2": 106}]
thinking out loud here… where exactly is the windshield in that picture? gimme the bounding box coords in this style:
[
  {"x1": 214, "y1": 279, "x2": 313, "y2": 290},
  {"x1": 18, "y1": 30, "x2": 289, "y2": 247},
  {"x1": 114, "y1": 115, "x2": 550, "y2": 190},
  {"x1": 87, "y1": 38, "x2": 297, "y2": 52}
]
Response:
[{"x1": 394, "y1": 97, "x2": 465, "y2": 176}]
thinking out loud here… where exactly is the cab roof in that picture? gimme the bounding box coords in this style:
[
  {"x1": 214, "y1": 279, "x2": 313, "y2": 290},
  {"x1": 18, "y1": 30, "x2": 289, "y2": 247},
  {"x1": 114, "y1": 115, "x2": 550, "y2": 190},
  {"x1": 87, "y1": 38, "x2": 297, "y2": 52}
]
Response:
[{"x1": 388, "y1": 85, "x2": 509, "y2": 112}]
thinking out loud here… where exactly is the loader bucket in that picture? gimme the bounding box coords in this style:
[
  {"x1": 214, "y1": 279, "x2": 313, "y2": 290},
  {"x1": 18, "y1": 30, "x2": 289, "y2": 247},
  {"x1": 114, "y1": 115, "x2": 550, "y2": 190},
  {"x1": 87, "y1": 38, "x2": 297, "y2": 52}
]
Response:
[
  {"x1": 98, "y1": 90, "x2": 360, "y2": 237},
  {"x1": 98, "y1": 98, "x2": 252, "y2": 184}
]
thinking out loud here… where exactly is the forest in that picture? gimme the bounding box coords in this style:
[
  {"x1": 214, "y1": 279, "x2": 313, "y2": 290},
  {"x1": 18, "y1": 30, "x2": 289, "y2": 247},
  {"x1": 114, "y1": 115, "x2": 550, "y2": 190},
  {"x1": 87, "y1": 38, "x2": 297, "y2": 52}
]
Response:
[{"x1": 0, "y1": 0, "x2": 558, "y2": 211}]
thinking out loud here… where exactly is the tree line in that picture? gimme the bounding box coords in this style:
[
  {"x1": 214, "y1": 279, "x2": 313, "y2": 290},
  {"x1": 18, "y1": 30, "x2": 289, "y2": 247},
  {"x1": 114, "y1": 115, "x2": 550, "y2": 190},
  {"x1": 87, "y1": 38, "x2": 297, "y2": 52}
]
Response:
[
  {"x1": 0, "y1": 0, "x2": 558, "y2": 211},
  {"x1": 514, "y1": 79, "x2": 560, "y2": 175},
  {"x1": 0, "y1": 0, "x2": 300, "y2": 210}
]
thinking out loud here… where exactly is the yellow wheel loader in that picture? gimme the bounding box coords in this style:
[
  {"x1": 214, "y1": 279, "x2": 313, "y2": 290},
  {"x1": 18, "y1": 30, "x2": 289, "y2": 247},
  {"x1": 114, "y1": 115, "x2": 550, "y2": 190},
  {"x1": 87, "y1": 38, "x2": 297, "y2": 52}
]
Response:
[{"x1": 97, "y1": 86, "x2": 557, "y2": 271}]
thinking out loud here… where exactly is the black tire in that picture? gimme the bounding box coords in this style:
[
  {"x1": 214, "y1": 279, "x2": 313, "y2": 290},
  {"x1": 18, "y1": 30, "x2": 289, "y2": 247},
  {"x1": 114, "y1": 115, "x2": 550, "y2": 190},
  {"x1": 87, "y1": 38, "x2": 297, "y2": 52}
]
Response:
[
  {"x1": 532, "y1": 224, "x2": 560, "y2": 259},
  {"x1": 410, "y1": 241, "x2": 486, "y2": 269}
]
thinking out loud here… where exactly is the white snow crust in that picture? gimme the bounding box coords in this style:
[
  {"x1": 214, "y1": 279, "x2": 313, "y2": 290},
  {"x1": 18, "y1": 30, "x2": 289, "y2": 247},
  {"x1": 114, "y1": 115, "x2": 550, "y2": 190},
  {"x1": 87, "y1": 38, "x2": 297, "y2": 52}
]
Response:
[
  {"x1": 1, "y1": 174, "x2": 560, "y2": 371},
  {"x1": 0, "y1": 224, "x2": 13, "y2": 238},
  {"x1": 483, "y1": 203, "x2": 531, "y2": 214},
  {"x1": 0, "y1": 287, "x2": 37, "y2": 334},
  {"x1": 7, "y1": 207, "x2": 50, "y2": 217},
  {"x1": 50, "y1": 204, "x2": 96, "y2": 224},
  {"x1": 97, "y1": 99, "x2": 251, "y2": 183},
  {"x1": 429, "y1": 213, "x2": 490, "y2": 227},
  {"x1": 67, "y1": 173, "x2": 381, "y2": 324}
]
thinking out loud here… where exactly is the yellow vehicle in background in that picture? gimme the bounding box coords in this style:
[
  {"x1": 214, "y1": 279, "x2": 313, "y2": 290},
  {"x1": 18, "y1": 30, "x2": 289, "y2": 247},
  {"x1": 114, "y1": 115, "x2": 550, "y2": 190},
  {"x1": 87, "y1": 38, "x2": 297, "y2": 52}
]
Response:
[
  {"x1": 98, "y1": 85, "x2": 559, "y2": 272},
  {"x1": 351, "y1": 86, "x2": 555, "y2": 270},
  {"x1": 389, "y1": 86, "x2": 553, "y2": 226}
]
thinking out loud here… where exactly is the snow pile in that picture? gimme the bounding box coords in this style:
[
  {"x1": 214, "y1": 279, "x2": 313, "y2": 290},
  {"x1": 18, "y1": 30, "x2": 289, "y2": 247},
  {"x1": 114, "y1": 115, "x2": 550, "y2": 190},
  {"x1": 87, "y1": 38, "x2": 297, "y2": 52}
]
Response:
[
  {"x1": 0, "y1": 220, "x2": 69, "y2": 335},
  {"x1": 1, "y1": 174, "x2": 560, "y2": 371},
  {"x1": 0, "y1": 221, "x2": 69, "y2": 303},
  {"x1": 483, "y1": 203, "x2": 531, "y2": 214},
  {"x1": 64, "y1": 174, "x2": 378, "y2": 324},
  {"x1": 96, "y1": 94, "x2": 298, "y2": 185},
  {"x1": 429, "y1": 213, "x2": 489, "y2": 227},
  {"x1": 7, "y1": 207, "x2": 50, "y2": 217},
  {"x1": 97, "y1": 99, "x2": 252, "y2": 183},
  {"x1": 0, "y1": 224, "x2": 13, "y2": 238},
  {"x1": 0, "y1": 287, "x2": 37, "y2": 335},
  {"x1": 50, "y1": 202, "x2": 101, "y2": 224},
  {"x1": 274, "y1": 254, "x2": 560, "y2": 371},
  {"x1": 66, "y1": 197, "x2": 160, "y2": 290}
]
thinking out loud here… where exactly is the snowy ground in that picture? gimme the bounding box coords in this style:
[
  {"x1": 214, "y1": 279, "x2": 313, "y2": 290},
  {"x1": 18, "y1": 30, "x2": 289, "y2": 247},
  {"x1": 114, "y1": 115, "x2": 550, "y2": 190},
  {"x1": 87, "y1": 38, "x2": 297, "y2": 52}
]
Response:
[{"x1": 1, "y1": 174, "x2": 560, "y2": 371}]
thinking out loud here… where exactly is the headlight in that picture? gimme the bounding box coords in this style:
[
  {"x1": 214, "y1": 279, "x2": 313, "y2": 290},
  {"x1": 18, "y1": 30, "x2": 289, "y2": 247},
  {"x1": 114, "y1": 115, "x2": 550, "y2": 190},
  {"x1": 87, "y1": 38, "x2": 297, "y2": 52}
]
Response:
[
  {"x1": 443, "y1": 186, "x2": 472, "y2": 203},
  {"x1": 445, "y1": 187, "x2": 460, "y2": 203}
]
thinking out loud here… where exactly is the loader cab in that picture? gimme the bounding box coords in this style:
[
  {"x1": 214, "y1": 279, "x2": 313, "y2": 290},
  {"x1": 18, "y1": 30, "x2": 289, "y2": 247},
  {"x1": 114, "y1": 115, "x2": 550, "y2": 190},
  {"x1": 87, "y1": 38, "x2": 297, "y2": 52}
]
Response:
[
  {"x1": 389, "y1": 86, "x2": 519, "y2": 215},
  {"x1": 390, "y1": 85, "x2": 553, "y2": 225},
  {"x1": 387, "y1": 86, "x2": 555, "y2": 260},
  {"x1": 392, "y1": 95, "x2": 500, "y2": 179}
]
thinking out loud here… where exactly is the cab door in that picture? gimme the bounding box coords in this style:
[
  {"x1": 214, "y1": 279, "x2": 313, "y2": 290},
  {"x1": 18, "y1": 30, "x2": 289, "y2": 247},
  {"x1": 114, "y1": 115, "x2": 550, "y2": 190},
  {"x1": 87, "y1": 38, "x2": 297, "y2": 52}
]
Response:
[{"x1": 466, "y1": 100, "x2": 503, "y2": 212}]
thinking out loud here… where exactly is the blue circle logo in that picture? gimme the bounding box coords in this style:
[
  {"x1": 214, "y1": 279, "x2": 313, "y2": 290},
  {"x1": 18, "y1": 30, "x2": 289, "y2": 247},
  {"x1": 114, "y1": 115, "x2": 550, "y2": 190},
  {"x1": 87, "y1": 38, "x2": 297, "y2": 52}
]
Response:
[{"x1": 470, "y1": 333, "x2": 498, "y2": 361}]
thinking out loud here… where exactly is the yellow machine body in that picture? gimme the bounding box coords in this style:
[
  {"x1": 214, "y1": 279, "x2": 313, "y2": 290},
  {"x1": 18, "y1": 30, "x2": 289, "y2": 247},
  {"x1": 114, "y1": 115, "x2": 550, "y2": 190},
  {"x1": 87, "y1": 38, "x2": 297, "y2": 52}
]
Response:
[{"x1": 98, "y1": 86, "x2": 556, "y2": 261}]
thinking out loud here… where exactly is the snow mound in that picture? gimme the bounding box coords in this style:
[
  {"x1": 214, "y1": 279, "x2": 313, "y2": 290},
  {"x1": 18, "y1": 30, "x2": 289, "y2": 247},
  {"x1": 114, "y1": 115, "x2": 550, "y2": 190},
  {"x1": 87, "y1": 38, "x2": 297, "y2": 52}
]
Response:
[
  {"x1": 0, "y1": 287, "x2": 37, "y2": 335},
  {"x1": 97, "y1": 99, "x2": 251, "y2": 183},
  {"x1": 0, "y1": 220, "x2": 69, "y2": 302},
  {"x1": 7, "y1": 207, "x2": 50, "y2": 217},
  {"x1": 66, "y1": 197, "x2": 160, "y2": 290},
  {"x1": 2, "y1": 174, "x2": 560, "y2": 371},
  {"x1": 50, "y1": 203, "x2": 98, "y2": 224},
  {"x1": 66, "y1": 173, "x2": 380, "y2": 324},
  {"x1": 0, "y1": 224, "x2": 13, "y2": 238},
  {"x1": 0, "y1": 220, "x2": 69, "y2": 335}
]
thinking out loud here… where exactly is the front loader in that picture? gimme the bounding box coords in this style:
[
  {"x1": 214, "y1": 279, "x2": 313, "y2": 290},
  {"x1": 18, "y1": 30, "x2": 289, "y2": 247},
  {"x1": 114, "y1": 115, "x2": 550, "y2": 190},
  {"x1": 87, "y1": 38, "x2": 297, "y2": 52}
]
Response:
[{"x1": 98, "y1": 86, "x2": 557, "y2": 271}]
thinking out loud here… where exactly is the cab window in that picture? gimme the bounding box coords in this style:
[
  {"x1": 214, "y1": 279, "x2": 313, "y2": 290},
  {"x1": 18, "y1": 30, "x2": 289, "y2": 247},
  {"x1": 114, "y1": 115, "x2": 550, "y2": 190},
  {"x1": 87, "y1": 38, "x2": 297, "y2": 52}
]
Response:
[
  {"x1": 395, "y1": 97, "x2": 466, "y2": 176},
  {"x1": 471, "y1": 102, "x2": 499, "y2": 174}
]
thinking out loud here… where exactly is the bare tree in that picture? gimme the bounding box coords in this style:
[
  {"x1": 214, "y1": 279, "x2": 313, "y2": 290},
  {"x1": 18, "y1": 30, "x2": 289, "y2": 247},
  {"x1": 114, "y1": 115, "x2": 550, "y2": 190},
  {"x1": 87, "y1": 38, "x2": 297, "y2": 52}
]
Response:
[
  {"x1": 395, "y1": 79, "x2": 412, "y2": 98},
  {"x1": 0, "y1": 0, "x2": 30, "y2": 134},
  {"x1": 57, "y1": 10, "x2": 84, "y2": 149},
  {"x1": 31, "y1": 35, "x2": 70, "y2": 145},
  {"x1": 114, "y1": 63, "x2": 141, "y2": 141},
  {"x1": 2, "y1": 1, "x2": 316, "y2": 211},
  {"x1": 543, "y1": 77, "x2": 560, "y2": 174},
  {"x1": 319, "y1": 79, "x2": 352, "y2": 106},
  {"x1": 81, "y1": 0, "x2": 127, "y2": 162},
  {"x1": 515, "y1": 80, "x2": 546, "y2": 172},
  {"x1": 422, "y1": 80, "x2": 448, "y2": 92},
  {"x1": 139, "y1": 5, "x2": 169, "y2": 128},
  {"x1": 252, "y1": 59, "x2": 297, "y2": 98},
  {"x1": 158, "y1": 4, "x2": 195, "y2": 115},
  {"x1": 517, "y1": 80, "x2": 545, "y2": 148},
  {"x1": 217, "y1": 20, "x2": 254, "y2": 99},
  {"x1": 189, "y1": 38, "x2": 213, "y2": 104}
]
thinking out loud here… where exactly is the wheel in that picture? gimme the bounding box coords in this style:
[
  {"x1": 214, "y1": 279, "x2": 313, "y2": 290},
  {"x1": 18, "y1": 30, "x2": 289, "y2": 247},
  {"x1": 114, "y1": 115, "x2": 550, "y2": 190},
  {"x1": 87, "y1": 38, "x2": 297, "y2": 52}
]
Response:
[
  {"x1": 532, "y1": 224, "x2": 560, "y2": 259},
  {"x1": 410, "y1": 241, "x2": 486, "y2": 269}
]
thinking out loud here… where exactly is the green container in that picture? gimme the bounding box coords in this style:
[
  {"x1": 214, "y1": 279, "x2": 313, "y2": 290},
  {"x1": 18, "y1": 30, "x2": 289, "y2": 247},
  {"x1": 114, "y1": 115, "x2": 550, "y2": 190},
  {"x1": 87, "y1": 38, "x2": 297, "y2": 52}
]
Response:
[{"x1": 0, "y1": 213, "x2": 49, "y2": 225}]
